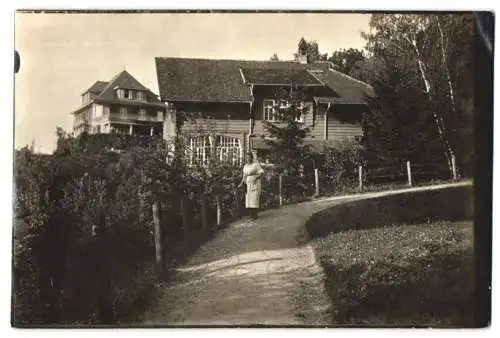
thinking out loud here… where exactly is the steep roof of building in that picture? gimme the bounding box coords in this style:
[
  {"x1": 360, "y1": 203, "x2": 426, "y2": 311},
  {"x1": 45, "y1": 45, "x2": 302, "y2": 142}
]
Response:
[
  {"x1": 155, "y1": 57, "x2": 374, "y2": 104},
  {"x1": 84, "y1": 81, "x2": 109, "y2": 94},
  {"x1": 96, "y1": 70, "x2": 151, "y2": 100}
]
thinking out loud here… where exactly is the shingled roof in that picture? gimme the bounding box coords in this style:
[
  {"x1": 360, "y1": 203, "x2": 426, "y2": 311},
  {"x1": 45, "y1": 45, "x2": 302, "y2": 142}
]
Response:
[
  {"x1": 84, "y1": 80, "x2": 109, "y2": 94},
  {"x1": 240, "y1": 67, "x2": 323, "y2": 86},
  {"x1": 155, "y1": 57, "x2": 374, "y2": 104},
  {"x1": 97, "y1": 70, "x2": 152, "y2": 101}
]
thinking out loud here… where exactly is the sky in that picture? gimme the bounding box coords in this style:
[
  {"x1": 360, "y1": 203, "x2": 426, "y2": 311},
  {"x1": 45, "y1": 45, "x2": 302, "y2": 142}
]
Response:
[{"x1": 14, "y1": 12, "x2": 371, "y2": 153}]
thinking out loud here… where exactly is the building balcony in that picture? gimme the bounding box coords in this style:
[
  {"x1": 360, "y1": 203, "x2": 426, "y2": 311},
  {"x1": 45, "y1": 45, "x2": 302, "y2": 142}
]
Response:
[{"x1": 108, "y1": 112, "x2": 164, "y2": 123}]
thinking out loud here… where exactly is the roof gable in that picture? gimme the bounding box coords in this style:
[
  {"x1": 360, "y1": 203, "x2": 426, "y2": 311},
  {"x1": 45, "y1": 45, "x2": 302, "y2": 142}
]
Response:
[
  {"x1": 92, "y1": 70, "x2": 161, "y2": 103},
  {"x1": 97, "y1": 70, "x2": 148, "y2": 100}
]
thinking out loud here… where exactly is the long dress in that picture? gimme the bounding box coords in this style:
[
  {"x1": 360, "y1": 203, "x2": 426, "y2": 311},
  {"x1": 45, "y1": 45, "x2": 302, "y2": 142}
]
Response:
[{"x1": 243, "y1": 162, "x2": 265, "y2": 209}]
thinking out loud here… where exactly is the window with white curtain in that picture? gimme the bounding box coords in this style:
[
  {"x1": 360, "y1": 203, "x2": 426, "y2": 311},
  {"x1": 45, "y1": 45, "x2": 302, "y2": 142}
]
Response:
[
  {"x1": 215, "y1": 136, "x2": 241, "y2": 166},
  {"x1": 263, "y1": 99, "x2": 276, "y2": 121},
  {"x1": 138, "y1": 108, "x2": 146, "y2": 120},
  {"x1": 187, "y1": 135, "x2": 241, "y2": 166},
  {"x1": 137, "y1": 91, "x2": 147, "y2": 101},
  {"x1": 263, "y1": 99, "x2": 306, "y2": 123},
  {"x1": 188, "y1": 136, "x2": 210, "y2": 166}
]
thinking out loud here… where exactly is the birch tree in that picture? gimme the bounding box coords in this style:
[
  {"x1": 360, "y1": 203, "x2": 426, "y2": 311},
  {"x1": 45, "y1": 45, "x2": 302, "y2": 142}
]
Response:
[{"x1": 362, "y1": 13, "x2": 474, "y2": 177}]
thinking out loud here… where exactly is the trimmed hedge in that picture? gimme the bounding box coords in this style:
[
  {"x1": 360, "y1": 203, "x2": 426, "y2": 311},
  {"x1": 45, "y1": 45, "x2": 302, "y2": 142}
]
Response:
[
  {"x1": 305, "y1": 183, "x2": 474, "y2": 326},
  {"x1": 306, "y1": 184, "x2": 473, "y2": 239}
]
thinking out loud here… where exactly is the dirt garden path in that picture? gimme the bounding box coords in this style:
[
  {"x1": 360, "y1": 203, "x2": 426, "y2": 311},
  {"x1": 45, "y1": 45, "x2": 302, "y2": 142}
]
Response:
[{"x1": 141, "y1": 182, "x2": 471, "y2": 326}]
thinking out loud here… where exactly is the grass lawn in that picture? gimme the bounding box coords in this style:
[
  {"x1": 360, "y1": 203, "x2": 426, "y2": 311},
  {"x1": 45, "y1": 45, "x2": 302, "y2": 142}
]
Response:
[{"x1": 311, "y1": 221, "x2": 474, "y2": 326}]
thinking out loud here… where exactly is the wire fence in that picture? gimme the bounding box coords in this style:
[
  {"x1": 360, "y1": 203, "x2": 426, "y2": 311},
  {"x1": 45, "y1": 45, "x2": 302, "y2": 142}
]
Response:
[{"x1": 253, "y1": 158, "x2": 460, "y2": 208}]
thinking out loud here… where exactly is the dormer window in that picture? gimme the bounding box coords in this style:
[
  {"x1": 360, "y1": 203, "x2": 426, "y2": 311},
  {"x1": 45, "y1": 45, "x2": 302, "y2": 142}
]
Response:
[
  {"x1": 137, "y1": 91, "x2": 147, "y2": 101},
  {"x1": 82, "y1": 92, "x2": 95, "y2": 104},
  {"x1": 117, "y1": 88, "x2": 147, "y2": 101},
  {"x1": 117, "y1": 89, "x2": 132, "y2": 100}
]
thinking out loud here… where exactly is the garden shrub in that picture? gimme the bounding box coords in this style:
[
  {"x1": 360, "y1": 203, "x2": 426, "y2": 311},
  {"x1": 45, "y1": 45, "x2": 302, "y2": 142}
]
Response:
[{"x1": 12, "y1": 133, "x2": 246, "y2": 325}]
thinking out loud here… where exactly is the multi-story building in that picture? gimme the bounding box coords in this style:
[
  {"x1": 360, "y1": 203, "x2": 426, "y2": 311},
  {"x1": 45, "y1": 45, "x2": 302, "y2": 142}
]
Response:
[
  {"x1": 71, "y1": 70, "x2": 165, "y2": 137},
  {"x1": 155, "y1": 38, "x2": 375, "y2": 166}
]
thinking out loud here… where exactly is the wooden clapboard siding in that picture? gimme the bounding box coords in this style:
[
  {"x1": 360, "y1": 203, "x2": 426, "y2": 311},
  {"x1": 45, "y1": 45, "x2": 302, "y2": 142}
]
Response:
[
  {"x1": 327, "y1": 116, "x2": 363, "y2": 141},
  {"x1": 253, "y1": 102, "x2": 325, "y2": 140},
  {"x1": 251, "y1": 85, "x2": 330, "y2": 140},
  {"x1": 181, "y1": 117, "x2": 248, "y2": 134},
  {"x1": 309, "y1": 107, "x2": 326, "y2": 139},
  {"x1": 173, "y1": 101, "x2": 251, "y2": 135}
]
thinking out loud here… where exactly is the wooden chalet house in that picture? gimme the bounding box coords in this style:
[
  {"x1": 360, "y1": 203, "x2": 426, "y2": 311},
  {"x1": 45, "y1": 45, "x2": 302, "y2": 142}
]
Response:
[
  {"x1": 155, "y1": 39, "x2": 375, "y2": 166},
  {"x1": 71, "y1": 70, "x2": 165, "y2": 137}
]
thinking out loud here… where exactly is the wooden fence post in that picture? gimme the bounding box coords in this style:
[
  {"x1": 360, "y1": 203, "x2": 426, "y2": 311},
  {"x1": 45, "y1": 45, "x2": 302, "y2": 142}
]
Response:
[
  {"x1": 139, "y1": 172, "x2": 146, "y2": 223},
  {"x1": 406, "y1": 161, "x2": 413, "y2": 187},
  {"x1": 314, "y1": 168, "x2": 320, "y2": 197},
  {"x1": 358, "y1": 165, "x2": 363, "y2": 191},
  {"x1": 451, "y1": 154, "x2": 458, "y2": 181},
  {"x1": 180, "y1": 196, "x2": 189, "y2": 236},
  {"x1": 200, "y1": 196, "x2": 208, "y2": 233},
  {"x1": 93, "y1": 213, "x2": 113, "y2": 324},
  {"x1": 152, "y1": 200, "x2": 163, "y2": 278},
  {"x1": 234, "y1": 189, "x2": 240, "y2": 217},
  {"x1": 216, "y1": 194, "x2": 222, "y2": 227},
  {"x1": 279, "y1": 174, "x2": 283, "y2": 207}
]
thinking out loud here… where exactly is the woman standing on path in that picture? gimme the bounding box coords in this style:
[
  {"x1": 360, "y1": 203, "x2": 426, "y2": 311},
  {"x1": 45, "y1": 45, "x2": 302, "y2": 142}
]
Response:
[{"x1": 238, "y1": 152, "x2": 265, "y2": 220}]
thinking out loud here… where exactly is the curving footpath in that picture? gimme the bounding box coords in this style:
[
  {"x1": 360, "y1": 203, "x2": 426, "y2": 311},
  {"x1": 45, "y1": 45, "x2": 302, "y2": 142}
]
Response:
[{"x1": 141, "y1": 182, "x2": 471, "y2": 326}]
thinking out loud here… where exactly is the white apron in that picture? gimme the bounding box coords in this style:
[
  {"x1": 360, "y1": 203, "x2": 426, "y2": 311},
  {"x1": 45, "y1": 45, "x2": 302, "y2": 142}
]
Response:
[{"x1": 243, "y1": 162, "x2": 264, "y2": 208}]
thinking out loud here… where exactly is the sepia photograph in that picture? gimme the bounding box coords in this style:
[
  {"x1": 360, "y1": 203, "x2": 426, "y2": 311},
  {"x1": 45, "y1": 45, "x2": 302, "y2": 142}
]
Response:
[{"x1": 12, "y1": 10, "x2": 492, "y2": 328}]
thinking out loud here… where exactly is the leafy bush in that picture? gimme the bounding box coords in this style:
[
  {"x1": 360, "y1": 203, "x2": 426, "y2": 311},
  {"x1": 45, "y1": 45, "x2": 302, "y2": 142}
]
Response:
[
  {"x1": 318, "y1": 138, "x2": 365, "y2": 194},
  {"x1": 13, "y1": 132, "x2": 244, "y2": 326}
]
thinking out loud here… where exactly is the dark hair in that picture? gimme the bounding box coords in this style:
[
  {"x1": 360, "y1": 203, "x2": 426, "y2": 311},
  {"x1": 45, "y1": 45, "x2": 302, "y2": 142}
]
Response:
[{"x1": 246, "y1": 152, "x2": 253, "y2": 159}]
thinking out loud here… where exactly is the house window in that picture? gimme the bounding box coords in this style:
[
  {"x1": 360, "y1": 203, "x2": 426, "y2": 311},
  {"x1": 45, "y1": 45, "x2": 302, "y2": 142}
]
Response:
[
  {"x1": 216, "y1": 136, "x2": 241, "y2": 166},
  {"x1": 117, "y1": 89, "x2": 124, "y2": 99},
  {"x1": 120, "y1": 107, "x2": 127, "y2": 118},
  {"x1": 94, "y1": 104, "x2": 104, "y2": 118},
  {"x1": 139, "y1": 108, "x2": 146, "y2": 120},
  {"x1": 103, "y1": 105, "x2": 110, "y2": 116},
  {"x1": 137, "y1": 91, "x2": 146, "y2": 101},
  {"x1": 279, "y1": 100, "x2": 289, "y2": 109},
  {"x1": 188, "y1": 136, "x2": 210, "y2": 166},
  {"x1": 157, "y1": 110, "x2": 164, "y2": 121},
  {"x1": 264, "y1": 99, "x2": 307, "y2": 123},
  {"x1": 263, "y1": 99, "x2": 276, "y2": 122},
  {"x1": 129, "y1": 90, "x2": 135, "y2": 100},
  {"x1": 296, "y1": 103, "x2": 306, "y2": 123}
]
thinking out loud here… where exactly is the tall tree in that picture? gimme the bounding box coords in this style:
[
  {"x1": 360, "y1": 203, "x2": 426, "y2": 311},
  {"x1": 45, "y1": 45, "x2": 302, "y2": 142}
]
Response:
[
  {"x1": 361, "y1": 13, "x2": 474, "y2": 177},
  {"x1": 263, "y1": 86, "x2": 312, "y2": 175},
  {"x1": 328, "y1": 48, "x2": 366, "y2": 78}
]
